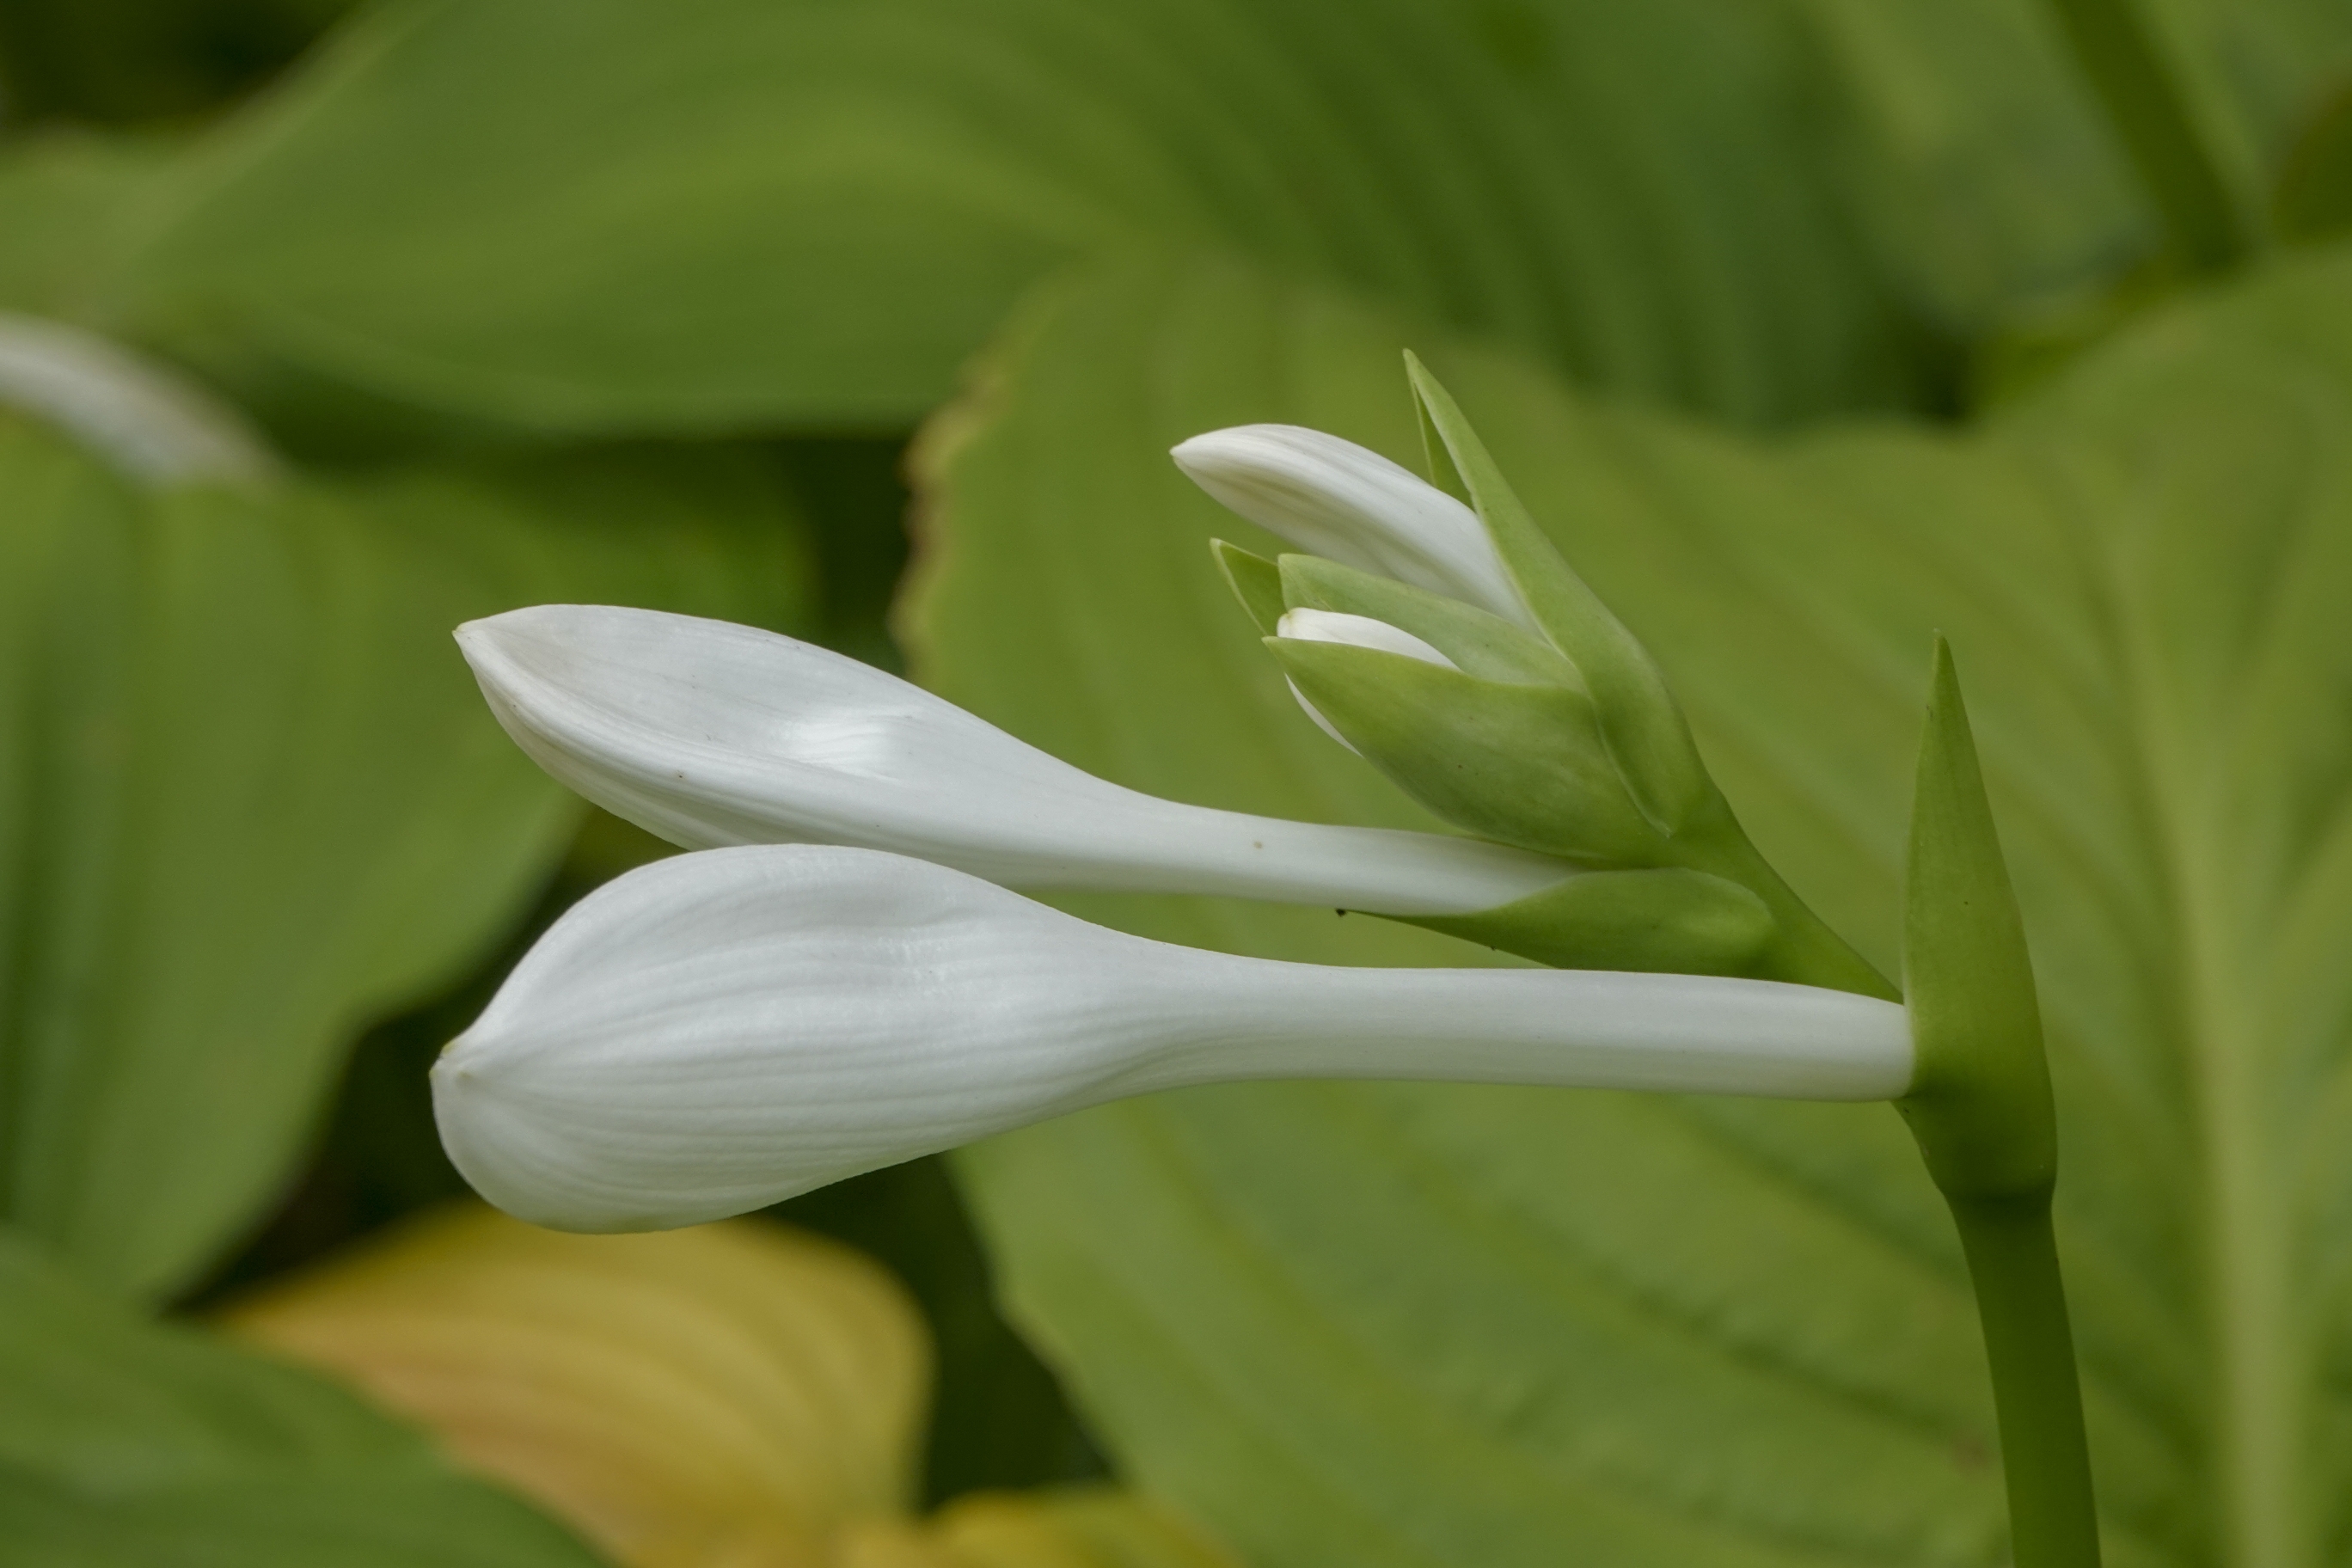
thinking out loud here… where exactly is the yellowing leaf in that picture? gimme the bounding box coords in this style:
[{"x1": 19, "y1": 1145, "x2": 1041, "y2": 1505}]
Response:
[
  {"x1": 934, "y1": 1490, "x2": 1237, "y2": 1568},
  {"x1": 224, "y1": 1205, "x2": 928, "y2": 1568},
  {"x1": 838, "y1": 1490, "x2": 1236, "y2": 1568}
]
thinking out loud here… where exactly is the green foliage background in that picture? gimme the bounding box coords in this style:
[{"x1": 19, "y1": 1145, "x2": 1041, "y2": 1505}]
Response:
[{"x1": 3, "y1": 0, "x2": 2352, "y2": 1563}]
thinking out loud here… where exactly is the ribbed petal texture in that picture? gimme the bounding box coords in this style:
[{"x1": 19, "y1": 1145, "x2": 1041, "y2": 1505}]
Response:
[
  {"x1": 1172, "y1": 425, "x2": 1531, "y2": 628},
  {"x1": 457, "y1": 605, "x2": 1570, "y2": 916},
  {"x1": 434, "y1": 846, "x2": 1914, "y2": 1231}
]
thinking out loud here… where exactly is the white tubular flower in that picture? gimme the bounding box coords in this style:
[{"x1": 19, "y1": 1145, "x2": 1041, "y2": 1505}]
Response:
[
  {"x1": 456, "y1": 604, "x2": 1570, "y2": 916},
  {"x1": 1171, "y1": 424, "x2": 1532, "y2": 630},
  {"x1": 0, "y1": 312, "x2": 279, "y2": 485},
  {"x1": 433, "y1": 846, "x2": 1914, "y2": 1232},
  {"x1": 1272, "y1": 607, "x2": 1455, "y2": 756}
]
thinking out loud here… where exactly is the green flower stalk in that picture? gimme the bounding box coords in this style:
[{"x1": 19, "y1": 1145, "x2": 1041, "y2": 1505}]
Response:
[{"x1": 1902, "y1": 639, "x2": 2100, "y2": 1568}]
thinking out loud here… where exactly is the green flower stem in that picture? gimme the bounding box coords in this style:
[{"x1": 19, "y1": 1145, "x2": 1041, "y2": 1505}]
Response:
[
  {"x1": 1902, "y1": 640, "x2": 2102, "y2": 1565},
  {"x1": 1667, "y1": 806, "x2": 1899, "y2": 1001},
  {"x1": 2043, "y1": 0, "x2": 2253, "y2": 272},
  {"x1": 1948, "y1": 1191, "x2": 2103, "y2": 1568}
]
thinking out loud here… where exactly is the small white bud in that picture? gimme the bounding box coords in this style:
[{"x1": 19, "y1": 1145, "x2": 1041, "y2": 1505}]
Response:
[
  {"x1": 1272, "y1": 608, "x2": 1458, "y2": 756},
  {"x1": 1173, "y1": 425, "x2": 1531, "y2": 629}
]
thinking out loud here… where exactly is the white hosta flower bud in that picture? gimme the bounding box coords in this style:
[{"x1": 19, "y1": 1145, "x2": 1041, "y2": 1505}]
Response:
[
  {"x1": 0, "y1": 312, "x2": 279, "y2": 484},
  {"x1": 1172, "y1": 425, "x2": 1532, "y2": 630},
  {"x1": 1274, "y1": 607, "x2": 1455, "y2": 668},
  {"x1": 1272, "y1": 607, "x2": 1455, "y2": 756},
  {"x1": 433, "y1": 846, "x2": 1915, "y2": 1231},
  {"x1": 457, "y1": 605, "x2": 1570, "y2": 916}
]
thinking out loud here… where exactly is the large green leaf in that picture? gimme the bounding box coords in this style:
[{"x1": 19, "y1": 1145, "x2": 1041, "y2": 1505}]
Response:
[
  {"x1": 108, "y1": 0, "x2": 1922, "y2": 434},
  {"x1": 1790, "y1": 0, "x2": 2148, "y2": 334},
  {"x1": 1787, "y1": 0, "x2": 2352, "y2": 340},
  {"x1": 0, "y1": 419, "x2": 806, "y2": 1300},
  {"x1": 0, "y1": 132, "x2": 180, "y2": 322},
  {"x1": 0, "y1": 1223, "x2": 604, "y2": 1565},
  {"x1": 905, "y1": 248, "x2": 2352, "y2": 1565}
]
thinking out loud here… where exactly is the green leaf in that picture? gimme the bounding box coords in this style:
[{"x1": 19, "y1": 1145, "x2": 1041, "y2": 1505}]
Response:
[
  {"x1": 1792, "y1": 0, "x2": 2149, "y2": 334},
  {"x1": 0, "y1": 420, "x2": 807, "y2": 1299},
  {"x1": 113, "y1": 0, "x2": 1921, "y2": 434},
  {"x1": 2276, "y1": 81, "x2": 2352, "y2": 242},
  {"x1": 0, "y1": 0, "x2": 355, "y2": 126},
  {"x1": 1791, "y1": 0, "x2": 2352, "y2": 337},
  {"x1": 0, "y1": 132, "x2": 178, "y2": 322},
  {"x1": 0, "y1": 1223, "x2": 604, "y2": 1566},
  {"x1": 906, "y1": 245, "x2": 2352, "y2": 1564}
]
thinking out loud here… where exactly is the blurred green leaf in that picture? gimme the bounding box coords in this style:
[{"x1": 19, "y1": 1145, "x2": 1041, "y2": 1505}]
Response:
[
  {"x1": 1791, "y1": 0, "x2": 2352, "y2": 340},
  {"x1": 0, "y1": 0, "x2": 355, "y2": 126},
  {"x1": 905, "y1": 245, "x2": 2352, "y2": 1565},
  {"x1": 779, "y1": 1157, "x2": 1106, "y2": 1506},
  {"x1": 2163, "y1": 0, "x2": 2352, "y2": 203},
  {"x1": 0, "y1": 417, "x2": 807, "y2": 1301},
  {"x1": 0, "y1": 132, "x2": 178, "y2": 321},
  {"x1": 1792, "y1": 0, "x2": 2151, "y2": 337},
  {"x1": 2276, "y1": 81, "x2": 2352, "y2": 242},
  {"x1": 0, "y1": 1222, "x2": 603, "y2": 1566},
  {"x1": 109, "y1": 0, "x2": 1926, "y2": 436}
]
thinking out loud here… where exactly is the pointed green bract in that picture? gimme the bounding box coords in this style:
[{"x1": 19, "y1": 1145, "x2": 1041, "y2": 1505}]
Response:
[
  {"x1": 1896, "y1": 640, "x2": 2097, "y2": 1567},
  {"x1": 1897, "y1": 636, "x2": 2055, "y2": 1200},
  {"x1": 1400, "y1": 867, "x2": 1773, "y2": 977},
  {"x1": 1275, "y1": 555, "x2": 1576, "y2": 688},
  {"x1": 1413, "y1": 387, "x2": 1471, "y2": 505},
  {"x1": 1210, "y1": 539, "x2": 1286, "y2": 636},
  {"x1": 1269, "y1": 638, "x2": 1662, "y2": 867},
  {"x1": 1403, "y1": 353, "x2": 1709, "y2": 836}
]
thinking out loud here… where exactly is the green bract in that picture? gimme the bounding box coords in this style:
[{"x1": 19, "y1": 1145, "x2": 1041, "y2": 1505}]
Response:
[
  {"x1": 1896, "y1": 637, "x2": 2096, "y2": 1568},
  {"x1": 1900, "y1": 637, "x2": 2059, "y2": 1204},
  {"x1": 1216, "y1": 361, "x2": 1896, "y2": 998}
]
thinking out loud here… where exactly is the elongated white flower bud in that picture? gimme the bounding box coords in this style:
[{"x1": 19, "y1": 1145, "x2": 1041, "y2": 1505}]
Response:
[
  {"x1": 0, "y1": 312, "x2": 279, "y2": 484},
  {"x1": 457, "y1": 605, "x2": 1569, "y2": 917},
  {"x1": 433, "y1": 846, "x2": 1914, "y2": 1231},
  {"x1": 1172, "y1": 425, "x2": 1532, "y2": 629},
  {"x1": 1273, "y1": 607, "x2": 1455, "y2": 756}
]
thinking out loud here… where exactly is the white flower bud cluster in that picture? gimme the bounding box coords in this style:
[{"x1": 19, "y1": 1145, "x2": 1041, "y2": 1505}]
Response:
[{"x1": 435, "y1": 416, "x2": 1914, "y2": 1231}]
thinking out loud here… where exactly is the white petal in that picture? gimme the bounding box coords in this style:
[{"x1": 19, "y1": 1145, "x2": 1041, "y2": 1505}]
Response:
[
  {"x1": 1272, "y1": 608, "x2": 1455, "y2": 756},
  {"x1": 1284, "y1": 677, "x2": 1362, "y2": 756},
  {"x1": 1274, "y1": 607, "x2": 1458, "y2": 669},
  {"x1": 458, "y1": 604, "x2": 1569, "y2": 916},
  {"x1": 0, "y1": 312, "x2": 279, "y2": 485},
  {"x1": 433, "y1": 846, "x2": 1914, "y2": 1231},
  {"x1": 1172, "y1": 425, "x2": 1531, "y2": 628}
]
